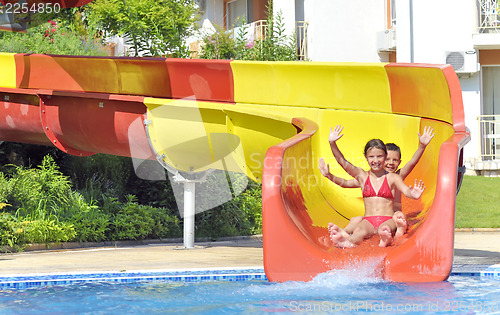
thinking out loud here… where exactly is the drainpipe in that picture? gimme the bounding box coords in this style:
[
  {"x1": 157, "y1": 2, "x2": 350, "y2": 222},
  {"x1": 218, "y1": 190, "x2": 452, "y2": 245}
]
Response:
[{"x1": 409, "y1": 0, "x2": 414, "y2": 63}]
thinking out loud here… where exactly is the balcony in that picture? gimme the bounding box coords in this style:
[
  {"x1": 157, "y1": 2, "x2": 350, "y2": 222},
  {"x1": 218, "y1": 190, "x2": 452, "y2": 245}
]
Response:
[
  {"x1": 474, "y1": 0, "x2": 500, "y2": 49},
  {"x1": 474, "y1": 114, "x2": 500, "y2": 176},
  {"x1": 478, "y1": 0, "x2": 500, "y2": 33},
  {"x1": 478, "y1": 115, "x2": 500, "y2": 160}
]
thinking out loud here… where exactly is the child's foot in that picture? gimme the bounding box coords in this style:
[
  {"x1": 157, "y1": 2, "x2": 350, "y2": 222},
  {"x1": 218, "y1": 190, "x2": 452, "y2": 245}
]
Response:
[
  {"x1": 328, "y1": 223, "x2": 341, "y2": 241},
  {"x1": 378, "y1": 225, "x2": 393, "y2": 247},
  {"x1": 318, "y1": 235, "x2": 333, "y2": 247},
  {"x1": 328, "y1": 222, "x2": 350, "y2": 239},
  {"x1": 329, "y1": 223, "x2": 355, "y2": 248},
  {"x1": 394, "y1": 213, "x2": 407, "y2": 238}
]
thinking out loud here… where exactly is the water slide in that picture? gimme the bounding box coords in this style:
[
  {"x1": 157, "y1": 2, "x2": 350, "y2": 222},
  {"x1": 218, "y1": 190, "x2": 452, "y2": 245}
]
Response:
[{"x1": 0, "y1": 53, "x2": 469, "y2": 282}]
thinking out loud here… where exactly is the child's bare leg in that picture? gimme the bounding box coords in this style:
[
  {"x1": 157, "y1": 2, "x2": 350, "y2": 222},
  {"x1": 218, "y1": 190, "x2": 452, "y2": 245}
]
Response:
[
  {"x1": 346, "y1": 220, "x2": 374, "y2": 246},
  {"x1": 393, "y1": 211, "x2": 407, "y2": 238},
  {"x1": 344, "y1": 216, "x2": 363, "y2": 234}
]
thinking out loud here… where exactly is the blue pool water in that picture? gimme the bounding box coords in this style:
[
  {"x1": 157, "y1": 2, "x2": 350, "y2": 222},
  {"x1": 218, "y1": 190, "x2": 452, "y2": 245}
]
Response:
[{"x1": 1, "y1": 267, "x2": 500, "y2": 314}]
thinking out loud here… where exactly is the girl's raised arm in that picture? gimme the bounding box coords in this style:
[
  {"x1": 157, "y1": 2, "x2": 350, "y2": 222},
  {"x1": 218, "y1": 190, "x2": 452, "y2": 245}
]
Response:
[
  {"x1": 399, "y1": 126, "x2": 435, "y2": 179},
  {"x1": 319, "y1": 158, "x2": 361, "y2": 188},
  {"x1": 328, "y1": 125, "x2": 364, "y2": 179}
]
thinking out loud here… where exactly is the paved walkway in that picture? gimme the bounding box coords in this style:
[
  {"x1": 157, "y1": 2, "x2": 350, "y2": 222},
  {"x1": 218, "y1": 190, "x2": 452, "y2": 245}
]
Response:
[
  {"x1": 0, "y1": 232, "x2": 499, "y2": 275},
  {"x1": 0, "y1": 237, "x2": 264, "y2": 275}
]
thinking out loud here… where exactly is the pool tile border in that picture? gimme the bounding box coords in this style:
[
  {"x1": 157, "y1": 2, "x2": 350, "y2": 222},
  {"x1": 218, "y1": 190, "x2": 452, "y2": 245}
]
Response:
[
  {"x1": 0, "y1": 267, "x2": 267, "y2": 290},
  {"x1": 452, "y1": 264, "x2": 500, "y2": 278},
  {"x1": 2, "y1": 265, "x2": 500, "y2": 290}
]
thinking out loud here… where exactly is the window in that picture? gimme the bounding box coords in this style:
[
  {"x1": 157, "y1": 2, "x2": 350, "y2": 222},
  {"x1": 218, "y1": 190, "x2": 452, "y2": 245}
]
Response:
[{"x1": 227, "y1": 0, "x2": 247, "y2": 28}]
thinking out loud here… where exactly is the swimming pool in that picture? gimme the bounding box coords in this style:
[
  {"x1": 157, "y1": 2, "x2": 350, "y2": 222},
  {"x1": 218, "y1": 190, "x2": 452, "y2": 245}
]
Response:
[{"x1": 1, "y1": 266, "x2": 499, "y2": 314}]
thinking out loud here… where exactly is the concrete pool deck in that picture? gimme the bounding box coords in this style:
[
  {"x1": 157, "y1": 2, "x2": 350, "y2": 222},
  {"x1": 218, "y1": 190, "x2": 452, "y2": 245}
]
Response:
[{"x1": 0, "y1": 231, "x2": 499, "y2": 275}]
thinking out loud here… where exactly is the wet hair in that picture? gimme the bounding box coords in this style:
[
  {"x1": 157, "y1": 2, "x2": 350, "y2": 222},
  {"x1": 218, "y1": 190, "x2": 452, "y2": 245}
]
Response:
[
  {"x1": 386, "y1": 143, "x2": 401, "y2": 158},
  {"x1": 364, "y1": 139, "x2": 386, "y2": 156}
]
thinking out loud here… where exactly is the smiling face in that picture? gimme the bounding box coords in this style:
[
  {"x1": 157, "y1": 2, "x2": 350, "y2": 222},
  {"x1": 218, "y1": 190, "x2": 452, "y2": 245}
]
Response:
[
  {"x1": 365, "y1": 147, "x2": 387, "y2": 172},
  {"x1": 384, "y1": 150, "x2": 402, "y2": 173}
]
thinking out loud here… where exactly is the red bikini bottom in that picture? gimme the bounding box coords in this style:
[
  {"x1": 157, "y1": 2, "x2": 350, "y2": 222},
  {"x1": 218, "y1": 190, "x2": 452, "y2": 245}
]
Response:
[{"x1": 363, "y1": 216, "x2": 392, "y2": 229}]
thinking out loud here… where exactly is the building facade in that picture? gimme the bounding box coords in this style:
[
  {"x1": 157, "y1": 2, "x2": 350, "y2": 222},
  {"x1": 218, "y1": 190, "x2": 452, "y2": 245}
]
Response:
[{"x1": 197, "y1": 0, "x2": 500, "y2": 176}]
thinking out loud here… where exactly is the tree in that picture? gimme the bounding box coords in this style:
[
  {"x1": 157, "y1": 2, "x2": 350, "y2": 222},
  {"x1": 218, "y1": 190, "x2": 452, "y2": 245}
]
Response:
[{"x1": 89, "y1": 0, "x2": 199, "y2": 57}]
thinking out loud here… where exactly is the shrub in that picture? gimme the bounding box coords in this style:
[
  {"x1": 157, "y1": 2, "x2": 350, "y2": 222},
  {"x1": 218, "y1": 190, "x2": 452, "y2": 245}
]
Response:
[
  {"x1": 0, "y1": 152, "x2": 261, "y2": 250},
  {"x1": 13, "y1": 218, "x2": 76, "y2": 246},
  {"x1": 108, "y1": 195, "x2": 181, "y2": 241},
  {"x1": 0, "y1": 212, "x2": 76, "y2": 251},
  {"x1": 5, "y1": 155, "x2": 73, "y2": 217},
  {"x1": 60, "y1": 153, "x2": 131, "y2": 202},
  {"x1": 195, "y1": 179, "x2": 262, "y2": 239},
  {"x1": 66, "y1": 195, "x2": 110, "y2": 242},
  {"x1": 198, "y1": 23, "x2": 238, "y2": 59},
  {"x1": 199, "y1": 2, "x2": 297, "y2": 61},
  {"x1": 0, "y1": 212, "x2": 19, "y2": 250},
  {"x1": 0, "y1": 19, "x2": 107, "y2": 55}
]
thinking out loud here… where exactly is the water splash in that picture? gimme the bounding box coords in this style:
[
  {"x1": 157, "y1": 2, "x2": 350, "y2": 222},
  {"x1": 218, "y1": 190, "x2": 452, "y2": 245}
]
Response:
[
  {"x1": 314, "y1": 257, "x2": 385, "y2": 286},
  {"x1": 244, "y1": 258, "x2": 385, "y2": 301}
]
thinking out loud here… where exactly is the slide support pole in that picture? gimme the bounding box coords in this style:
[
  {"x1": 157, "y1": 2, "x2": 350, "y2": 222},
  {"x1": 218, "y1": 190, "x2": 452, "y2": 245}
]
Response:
[{"x1": 183, "y1": 181, "x2": 196, "y2": 248}]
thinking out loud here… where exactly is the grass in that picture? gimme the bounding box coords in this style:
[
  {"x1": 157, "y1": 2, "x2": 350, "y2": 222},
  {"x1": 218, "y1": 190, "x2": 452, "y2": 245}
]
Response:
[{"x1": 455, "y1": 175, "x2": 500, "y2": 228}]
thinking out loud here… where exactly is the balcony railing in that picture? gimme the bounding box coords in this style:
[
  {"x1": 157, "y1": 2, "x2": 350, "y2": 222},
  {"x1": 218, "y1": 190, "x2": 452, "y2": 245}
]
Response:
[
  {"x1": 253, "y1": 20, "x2": 267, "y2": 40},
  {"x1": 478, "y1": 115, "x2": 500, "y2": 160},
  {"x1": 478, "y1": 0, "x2": 500, "y2": 33},
  {"x1": 296, "y1": 21, "x2": 308, "y2": 60}
]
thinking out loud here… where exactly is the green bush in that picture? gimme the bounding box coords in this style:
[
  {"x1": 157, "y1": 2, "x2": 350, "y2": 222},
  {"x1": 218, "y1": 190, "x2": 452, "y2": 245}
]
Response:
[
  {"x1": 108, "y1": 195, "x2": 181, "y2": 240},
  {"x1": 0, "y1": 152, "x2": 262, "y2": 251},
  {"x1": 0, "y1": 212, "x2": 19, "y2": 250},
  {"x1": 67, "y1": 196, "x2": 110, "y2": 243},
  {"x1": 14, "y1": 218, "x2": 76, "y2": 246},
  {"x1": 109, "y1": 195, "x2": 154, "y2": 240},
  {"x1": 0, "y1": 173, "x2": 12, "y2": 204},
  {"x1": 149, "y1": 206, "x2": 182, "y2": 239},
  {"x1": 4, "y1": 156, "x2": 73, "y2": 217},
  {"x1": 0, "y1": 19, "x2": 107, "y2": 55},
  {"x1": 60, "y1": 153, "x2": 131, "y2": 202},
  {"x1": 195, "y1": 179, "x2": 262, "y2": 239},
  {"x1": 199, "y1": 23, "x2": 240, "y2": 60},
  {"x1": 0, "y1": 211, "x2": 76, "y2": 251}
]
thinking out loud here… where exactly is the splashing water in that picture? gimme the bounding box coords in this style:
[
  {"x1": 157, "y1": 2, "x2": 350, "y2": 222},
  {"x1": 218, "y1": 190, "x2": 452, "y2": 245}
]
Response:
[{"x1": 0, "y1": 272, "x2": 499, "y2": 314}]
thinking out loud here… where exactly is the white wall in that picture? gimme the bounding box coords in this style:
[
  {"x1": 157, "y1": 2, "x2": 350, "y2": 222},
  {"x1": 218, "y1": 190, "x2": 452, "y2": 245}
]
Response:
[
  {"x1": 396, "y1": 0, "x2": 476, "y2": 63},
  {"x1": 395, "y1": 0, "x2": 411, "y2": 62},
  {"x1": 273, "y1": 0, "x2": 296, "y2": 38},
  {"x1": 304, "y1": 0, "x2": 386, "y2": 62},
  {"x1": 460, "y1": 75, "x2": 481, "y2": 164},
  {"x1": 395, "y1": 0, "x2": 481, "y2": 164}
]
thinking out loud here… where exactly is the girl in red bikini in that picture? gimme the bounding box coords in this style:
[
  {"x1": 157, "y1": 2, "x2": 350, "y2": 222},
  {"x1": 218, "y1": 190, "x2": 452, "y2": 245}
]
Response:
[
  {"x1": 319, "y1": 126, "x2": 435, "y2": 239},
  {"x1": 318, "y1": 125, "x2": 425, "y2": 248}
]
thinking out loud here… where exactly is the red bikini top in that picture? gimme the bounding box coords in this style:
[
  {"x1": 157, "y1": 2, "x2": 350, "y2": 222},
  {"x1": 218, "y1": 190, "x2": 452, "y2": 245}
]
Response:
[{"x1": 362, "y1": 174, "x2": 394, "y2": 199}]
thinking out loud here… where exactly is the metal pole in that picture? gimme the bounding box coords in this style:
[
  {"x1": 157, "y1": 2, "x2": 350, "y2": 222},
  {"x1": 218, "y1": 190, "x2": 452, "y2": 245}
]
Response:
[{"x1": 183, "y1": 181, "x2": 196, "y2": 248}]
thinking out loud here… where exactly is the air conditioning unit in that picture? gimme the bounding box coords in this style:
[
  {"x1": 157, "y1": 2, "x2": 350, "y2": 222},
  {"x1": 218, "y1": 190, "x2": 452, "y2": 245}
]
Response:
[
  {"x1": 445, "y1": 51, "x2": 478, "y2": 74},
  {"x1": 376, "y1": 29, "x2": 396, "y2": 52}
]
